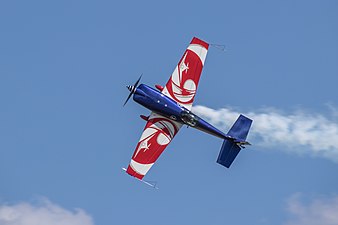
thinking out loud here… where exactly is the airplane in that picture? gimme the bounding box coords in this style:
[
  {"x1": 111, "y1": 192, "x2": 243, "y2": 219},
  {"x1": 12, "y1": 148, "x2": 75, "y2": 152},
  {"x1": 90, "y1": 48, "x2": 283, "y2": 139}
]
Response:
[{"x1": 123, "y1": 37, "x2": 252, "y2": 186}]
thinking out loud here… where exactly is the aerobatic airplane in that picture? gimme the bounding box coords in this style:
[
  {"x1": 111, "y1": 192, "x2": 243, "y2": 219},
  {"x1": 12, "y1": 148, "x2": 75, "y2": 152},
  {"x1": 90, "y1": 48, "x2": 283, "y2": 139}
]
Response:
[{"x1": 123, "y1": 37, "x2": 252, "y2": 186}]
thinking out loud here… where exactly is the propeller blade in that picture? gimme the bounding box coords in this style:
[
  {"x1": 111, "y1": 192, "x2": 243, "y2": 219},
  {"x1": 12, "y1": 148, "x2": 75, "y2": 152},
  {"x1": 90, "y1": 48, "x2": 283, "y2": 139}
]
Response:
[
  {"x1": 123, "y1": 74, "x2": 142, "y2": 106},
  {"x1": 123, "y1": 91, "x2": 133, "y2": 106},
  {"x1": 134, "y1": 74, "x2": 142, "y2": 87}
]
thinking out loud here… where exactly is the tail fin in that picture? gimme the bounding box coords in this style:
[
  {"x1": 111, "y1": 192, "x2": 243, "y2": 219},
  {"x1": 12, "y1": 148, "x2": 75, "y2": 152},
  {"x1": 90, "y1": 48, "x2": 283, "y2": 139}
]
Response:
[{"x1": 217, "y1": 115, "x2": 252, "y2": 168}]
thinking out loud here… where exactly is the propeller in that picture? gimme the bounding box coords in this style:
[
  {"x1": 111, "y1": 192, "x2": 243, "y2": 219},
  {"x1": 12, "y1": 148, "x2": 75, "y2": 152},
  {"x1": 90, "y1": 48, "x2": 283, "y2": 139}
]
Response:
[{"x1": 123, "y1": 74, "x2": 142, "y2": 106}]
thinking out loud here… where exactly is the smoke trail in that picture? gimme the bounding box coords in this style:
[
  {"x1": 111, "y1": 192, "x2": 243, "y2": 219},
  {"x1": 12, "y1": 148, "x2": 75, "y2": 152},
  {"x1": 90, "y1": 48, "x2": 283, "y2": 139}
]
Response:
[{"x1": 192, "y1": 105, "x2": 338, "y2": 163}]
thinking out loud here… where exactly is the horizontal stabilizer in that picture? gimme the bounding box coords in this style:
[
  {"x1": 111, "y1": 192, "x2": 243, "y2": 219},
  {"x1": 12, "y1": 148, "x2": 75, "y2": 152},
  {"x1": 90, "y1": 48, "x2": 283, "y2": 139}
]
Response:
[
  {"x1": 217, "y1": 114, "x2": 252, "y2": 168},
  {"x1": 217, "y1": 140, "x2": 241, "y2": 168},
  {"x1": 227, "y1": 114, "x2": 252, "y2": 140}
]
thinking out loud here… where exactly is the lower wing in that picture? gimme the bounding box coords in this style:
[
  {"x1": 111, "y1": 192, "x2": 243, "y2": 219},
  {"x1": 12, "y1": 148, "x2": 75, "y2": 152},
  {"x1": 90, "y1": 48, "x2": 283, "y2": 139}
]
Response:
[{"x1": 126, "y1": 113, "x2": 182, "y2": 180}]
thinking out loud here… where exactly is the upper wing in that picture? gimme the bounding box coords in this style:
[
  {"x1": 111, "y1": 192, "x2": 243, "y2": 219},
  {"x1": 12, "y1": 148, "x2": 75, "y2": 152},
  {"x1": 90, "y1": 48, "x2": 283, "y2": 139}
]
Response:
[
  {"x1": 126, "y1": 113, "x2": 182, "y2": 180},
  {"x1": 162, "y1": 37, "x2": 209, "y2": 110}
]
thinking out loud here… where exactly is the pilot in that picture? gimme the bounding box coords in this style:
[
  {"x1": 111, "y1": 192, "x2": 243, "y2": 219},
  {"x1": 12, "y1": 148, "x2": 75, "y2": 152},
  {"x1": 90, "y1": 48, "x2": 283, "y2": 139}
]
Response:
[{"x1": 181, "y1": 111, "x2": 197, "y2": 126}]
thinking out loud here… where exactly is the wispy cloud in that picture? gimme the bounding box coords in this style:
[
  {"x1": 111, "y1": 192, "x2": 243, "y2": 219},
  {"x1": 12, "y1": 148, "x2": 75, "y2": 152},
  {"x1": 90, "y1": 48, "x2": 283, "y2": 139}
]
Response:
[
  {"x1": 0, "y1": 198, "x2": 94, "y2": 225},
  {"x1": 192, "y1": 105, "x2": 338, "y2": 162},
  {"x1": 284, "y1": 193, "x2": 338, "y2": 225}
]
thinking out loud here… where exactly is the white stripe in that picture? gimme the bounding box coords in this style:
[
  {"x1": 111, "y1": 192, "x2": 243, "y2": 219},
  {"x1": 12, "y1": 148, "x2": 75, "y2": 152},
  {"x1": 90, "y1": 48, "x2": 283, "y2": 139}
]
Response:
[
  {"x1": 187, "y1": 44, "x2": 208, "y2": 65},
  {"x1": 130, "y1": 160, "x2": 154, "y2": 175},
  {"x1": 162, "y1": 86, "x2": 174, "y2": 101}
]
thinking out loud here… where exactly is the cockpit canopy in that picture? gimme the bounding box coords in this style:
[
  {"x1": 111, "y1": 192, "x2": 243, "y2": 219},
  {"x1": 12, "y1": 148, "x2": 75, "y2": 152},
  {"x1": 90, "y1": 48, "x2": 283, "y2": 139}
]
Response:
[{"x1": 180, "y1": 110, "x2": 199, "y2": 127}]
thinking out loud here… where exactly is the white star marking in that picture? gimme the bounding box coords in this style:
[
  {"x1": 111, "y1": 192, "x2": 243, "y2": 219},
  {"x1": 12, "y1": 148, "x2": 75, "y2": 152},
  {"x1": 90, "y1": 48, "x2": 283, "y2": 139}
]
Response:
[
  {"x1": 179, "y1": 53, "x2": 189, "y2": 74},
  {"x1": 134, "y1": 135, "x2": 154, "y2": 157}
]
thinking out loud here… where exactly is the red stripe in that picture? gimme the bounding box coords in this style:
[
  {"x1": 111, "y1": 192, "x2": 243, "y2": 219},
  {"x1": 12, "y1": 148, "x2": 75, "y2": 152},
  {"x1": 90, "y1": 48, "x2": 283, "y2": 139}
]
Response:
[
  {"x1": 126, "y1": 165, "x2": 144, "y2": 180},
  {"x1": 191, "y1": 37, "x2": 209, "y2": 49}
]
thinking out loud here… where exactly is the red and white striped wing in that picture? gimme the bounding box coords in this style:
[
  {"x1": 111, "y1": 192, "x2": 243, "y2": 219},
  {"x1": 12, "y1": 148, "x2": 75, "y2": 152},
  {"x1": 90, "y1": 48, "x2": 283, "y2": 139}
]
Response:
[
  {"x1": 162, "y1": 37, "x2": 209, "y2": 110},
  {"x1": 126, "y1": 113, "x2": 182, "y2": 180}
]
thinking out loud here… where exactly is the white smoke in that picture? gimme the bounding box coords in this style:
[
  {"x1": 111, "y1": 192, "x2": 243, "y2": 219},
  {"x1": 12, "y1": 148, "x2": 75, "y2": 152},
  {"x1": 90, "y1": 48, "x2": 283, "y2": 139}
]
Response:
[
  {"x1": 0, "y1": 198, "x2": 94, "y2": 225},
  {"x1": 192, "y1": 105, "x2": 338, "y2": 162}
]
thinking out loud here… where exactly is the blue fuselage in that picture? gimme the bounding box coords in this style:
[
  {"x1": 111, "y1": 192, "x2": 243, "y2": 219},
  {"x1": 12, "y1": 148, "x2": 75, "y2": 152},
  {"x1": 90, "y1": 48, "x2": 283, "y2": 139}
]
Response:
[{"x1": 133, "y1": 84, "x2": 227, "y2": 139}]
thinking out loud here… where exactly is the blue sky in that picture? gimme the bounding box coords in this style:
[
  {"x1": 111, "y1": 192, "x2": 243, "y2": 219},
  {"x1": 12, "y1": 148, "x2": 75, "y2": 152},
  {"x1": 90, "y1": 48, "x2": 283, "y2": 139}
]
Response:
[{"x1": 1, "y1": 1, "x2": 338, "y2": 225}]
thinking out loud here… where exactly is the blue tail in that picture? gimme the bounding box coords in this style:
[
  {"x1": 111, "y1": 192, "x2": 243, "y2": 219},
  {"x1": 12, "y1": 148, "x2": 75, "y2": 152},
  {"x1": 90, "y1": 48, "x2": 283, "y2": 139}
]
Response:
[{"x1": 217, "y1": 115, "x2": 253, "y2": 168}]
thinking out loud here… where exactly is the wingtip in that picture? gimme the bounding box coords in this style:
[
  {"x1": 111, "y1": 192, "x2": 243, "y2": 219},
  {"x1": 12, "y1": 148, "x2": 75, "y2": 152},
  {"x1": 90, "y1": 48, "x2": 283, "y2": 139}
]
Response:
[{"x1": 191, "y1": 37, "x2": 209, "y2": 49}]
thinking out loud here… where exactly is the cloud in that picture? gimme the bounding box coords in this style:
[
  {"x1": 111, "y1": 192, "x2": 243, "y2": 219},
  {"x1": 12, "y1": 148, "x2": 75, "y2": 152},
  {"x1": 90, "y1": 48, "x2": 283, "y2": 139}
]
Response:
[
  {"x1": 192, "y1": 105, "x2": 338, "y2": 162},
  {"x1": 284, "y1": 194, "x2": 338, "y2": 225},
  {"x1": 0, "y1": 198, "x2": 94, "y2": 225}
]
